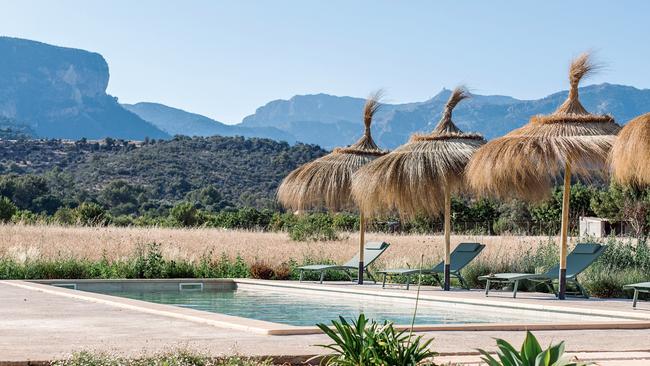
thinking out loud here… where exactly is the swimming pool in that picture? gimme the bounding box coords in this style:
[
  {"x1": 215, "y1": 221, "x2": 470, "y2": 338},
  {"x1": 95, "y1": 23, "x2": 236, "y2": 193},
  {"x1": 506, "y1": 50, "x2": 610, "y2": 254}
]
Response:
[{"x1": 72, "y1": 280, "x2": 619, "y2": 327}]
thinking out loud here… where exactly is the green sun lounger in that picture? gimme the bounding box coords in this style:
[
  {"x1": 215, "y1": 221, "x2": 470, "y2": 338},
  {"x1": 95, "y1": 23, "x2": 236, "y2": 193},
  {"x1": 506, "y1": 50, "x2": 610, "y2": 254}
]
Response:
[
  {"x1": 623, "y1": 282, "x2": 650, "y2": 308},
  {"x1": 479, "y1": 243, "x2": 606, "y2": 298},
  {"x1": 298, "y1": 242, "x2": 390, "y2": 284},
  {"x1": 378, "y1": 243, "x2": 485, "y2": 290}
]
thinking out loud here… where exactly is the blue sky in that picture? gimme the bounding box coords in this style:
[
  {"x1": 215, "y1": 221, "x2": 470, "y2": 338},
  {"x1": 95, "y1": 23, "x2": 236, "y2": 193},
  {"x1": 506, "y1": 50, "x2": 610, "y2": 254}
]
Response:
[{"x1": 1, "y1": 0, "x2": 649, "y2": 124}]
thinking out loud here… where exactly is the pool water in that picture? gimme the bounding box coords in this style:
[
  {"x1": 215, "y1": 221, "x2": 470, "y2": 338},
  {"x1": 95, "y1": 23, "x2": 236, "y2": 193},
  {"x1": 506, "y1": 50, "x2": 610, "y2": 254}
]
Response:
[{"x1": 89, "y1": 286, "x2": 610, "y2": 326}]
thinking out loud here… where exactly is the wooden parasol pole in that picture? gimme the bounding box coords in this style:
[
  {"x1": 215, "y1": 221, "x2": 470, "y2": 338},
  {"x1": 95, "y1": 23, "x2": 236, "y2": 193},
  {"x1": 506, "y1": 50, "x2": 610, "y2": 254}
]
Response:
[
  {"x1": 358, "y1": 211, "x2": 365, "y2": 285},
  {"x1": 558, "y1": 163, "x2": 572, "y2": 300},
  {"x1": 443, "y1": 188, "x2": 451, "y2": 291}
]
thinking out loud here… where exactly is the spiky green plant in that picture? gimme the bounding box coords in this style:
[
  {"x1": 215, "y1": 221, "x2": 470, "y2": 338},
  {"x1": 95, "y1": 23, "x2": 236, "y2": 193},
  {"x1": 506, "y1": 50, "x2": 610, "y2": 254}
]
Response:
[
  {"x1": 315, "y1": 314, "x2": 436, "y2": 366},
  {"x1": 478, "y1": 331, "x2": 589, "y2": 366}
]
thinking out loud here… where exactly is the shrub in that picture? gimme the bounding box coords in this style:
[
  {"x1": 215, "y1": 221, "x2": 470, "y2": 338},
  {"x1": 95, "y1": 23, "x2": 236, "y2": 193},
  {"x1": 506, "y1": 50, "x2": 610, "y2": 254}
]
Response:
[
  {"x1": 53, "y1": 207, "x2": 77, "y2": 225},
  {"x1": 249, "y1": 261, "x2": 275, "y2": 280},
  {"x1": 268, "y1": 212, "x2": 297, "y2": 232},
  {"x1": 583, "y1": 267, "x2": 648, "y2": 298},
  {"x1": 478, "y1": 331, "x2": 587, "y2": 366},
  {"x1": 0, "y1": 196, "x2": 17, "y2": 222},
  {"x1": 332, "y1": 213, "x2": 358, "y2": 232},
  {"x1": 273, "y1": 262, "x2": 292, "y2": 280},
  {"x1": 52, "y1": 351, "x2": 272, "y2": 366},
  {"x1": 289, "y1": 213, "x2": 337, "y2": 241},
  {"x1": 75, "y1": 202, "x2": 108, "y2": 226},
  {"x1": 315, "y1": 314, "x2": 436, "y2": 366},
  {"x1": 170, "y1": 201, "x2": 202, "y2": 227}
]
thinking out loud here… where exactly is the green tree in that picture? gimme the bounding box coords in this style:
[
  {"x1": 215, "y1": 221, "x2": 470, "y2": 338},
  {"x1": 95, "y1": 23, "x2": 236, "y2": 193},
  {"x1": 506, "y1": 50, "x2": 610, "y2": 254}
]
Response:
[
  {"x1": 99, "y1": 180, "x2": 146, "y2": 216},
  {"x1": 184, "y1": 185, "x2": 229, "y2": 212},
  {"x1": 170, "y1": 201, "x2": 201, "y2": 227},
  {"x1": 591, "y1": 184, "x2": 650, "y2": 237},
  {"x1": 53, "y1": 207, "x2": 77, "y2": 225},
  {"x1": 75, "y1": 202, "x2": 108, "y2": 226},
  {"x1": 0, "y1": 196, "x2": 17, "y2": 222}
]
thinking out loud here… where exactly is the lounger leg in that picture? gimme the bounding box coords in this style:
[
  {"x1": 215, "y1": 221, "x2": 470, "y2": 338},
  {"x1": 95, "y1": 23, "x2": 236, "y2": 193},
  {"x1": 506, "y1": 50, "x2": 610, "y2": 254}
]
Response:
[
  {"x1": 432, "y1": 273, "x2": 443, "y2": 288},
  {"x1": 343, "y1": 269, "x2": 354, "y2": 282},
  {"x1": 574, "y1": 279, "x2": 589, "y2": 298},
  {"x1": 457, "y1": 273, "x2": 470, "y2": 290},
  {"x1": 319, "y1": 271, "x2": 325, "y2": 284},
  {"x1": 485, "y1": 279, "x2": 491, "y2": 296},
  {"x1": 299, "y1": 270, "x2": 304, "y2": 282},
  {"x1": 366, "y1": 270, "x2": 377, "y2": 284},
  {"x1": 633, "y1": 289, "x2": 639, "y2": 308},
  {"x1": 544, "y1": 280, "x2": 557, "y2": 296},
  {"x1": 513, "y1": 280, "x2": 519, "y2": 298},
  {"x1": 406, "y1": 275, "x2": 411, "y2": 291},
  {"x1": 382, "y1": 273, "x2": 387, "y2": 288}
]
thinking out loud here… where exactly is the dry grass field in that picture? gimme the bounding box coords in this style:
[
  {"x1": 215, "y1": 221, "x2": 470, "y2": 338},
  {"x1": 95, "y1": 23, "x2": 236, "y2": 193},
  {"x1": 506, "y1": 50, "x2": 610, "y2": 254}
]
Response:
[{"x1": 0, "y1": 224, "x2": 576, "y2": 268}]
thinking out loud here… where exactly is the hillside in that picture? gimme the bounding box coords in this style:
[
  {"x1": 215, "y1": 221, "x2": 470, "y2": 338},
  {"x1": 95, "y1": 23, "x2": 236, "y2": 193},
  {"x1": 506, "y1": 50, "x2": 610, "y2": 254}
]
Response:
[
  {"x1": 0, "y1": 136, "x2": 326, "y2": 208},
  {"x1": 0, "y1": 116, "x2": 34, "y2": 139},
  {"x1": 0, "y1": 37, "x2": 168, "y2": 140},
  {"x1": 123, "y1": 102, "x2": 295, "y2": 142}
]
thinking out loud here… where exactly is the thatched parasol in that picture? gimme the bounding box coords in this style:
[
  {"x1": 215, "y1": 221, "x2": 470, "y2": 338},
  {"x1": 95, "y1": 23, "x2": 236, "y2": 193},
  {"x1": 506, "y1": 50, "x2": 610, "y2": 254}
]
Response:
[
  {"x1": 466, "y1": 53, "x2": 620, "y2": 299},
  {"x1": 352, "y1": 87, "x2": 485, "y2": 290},
  {"x1": 611, "y1": 113, "x2": 650, "y2": 187},
  {"x1": 277, "y1": 91, "x2": 387, "y2": 284}
]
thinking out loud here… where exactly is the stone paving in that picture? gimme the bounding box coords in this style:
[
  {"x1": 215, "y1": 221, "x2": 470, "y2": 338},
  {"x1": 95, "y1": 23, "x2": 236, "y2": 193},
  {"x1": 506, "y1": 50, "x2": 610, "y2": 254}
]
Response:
[{"x1": 1, "y1": 280, "x2": 650, "y2": 365}]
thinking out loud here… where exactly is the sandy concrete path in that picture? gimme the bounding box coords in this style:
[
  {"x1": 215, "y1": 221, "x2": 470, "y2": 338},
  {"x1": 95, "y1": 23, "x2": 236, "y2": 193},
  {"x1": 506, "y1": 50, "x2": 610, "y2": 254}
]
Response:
[{"x1": 1, "y1": 281, "x2": 650, "y2": 365}]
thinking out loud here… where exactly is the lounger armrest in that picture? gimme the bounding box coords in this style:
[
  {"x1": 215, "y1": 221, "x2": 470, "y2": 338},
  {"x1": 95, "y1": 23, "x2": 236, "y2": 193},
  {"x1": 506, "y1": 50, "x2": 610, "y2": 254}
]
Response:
[
  {"x1": 478, "y1": 273, "x2": 547, "y2": 281},
  {"x1": 298, "y1": 264, "x2": 339, "y2": 271}
]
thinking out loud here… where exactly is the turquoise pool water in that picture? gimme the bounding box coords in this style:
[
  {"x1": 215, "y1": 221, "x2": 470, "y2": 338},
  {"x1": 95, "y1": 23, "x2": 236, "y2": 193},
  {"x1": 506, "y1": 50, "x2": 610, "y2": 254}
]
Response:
[{"x1": 88, "y1": 286, "x2": 610, "y2": 326}]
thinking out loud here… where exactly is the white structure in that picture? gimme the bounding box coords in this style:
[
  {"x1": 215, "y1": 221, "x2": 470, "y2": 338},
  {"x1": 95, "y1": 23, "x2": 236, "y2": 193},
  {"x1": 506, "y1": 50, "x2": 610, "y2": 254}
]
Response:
[{"x1": 579, "y1": 216, "x2": 630, "y2": 238}]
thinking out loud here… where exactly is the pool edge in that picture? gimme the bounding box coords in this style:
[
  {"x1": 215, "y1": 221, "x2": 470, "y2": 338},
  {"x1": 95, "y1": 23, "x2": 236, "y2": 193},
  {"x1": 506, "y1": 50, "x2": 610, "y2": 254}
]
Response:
[{"x1": 6, "y1": 279, "x2": 650, "y2": 336}]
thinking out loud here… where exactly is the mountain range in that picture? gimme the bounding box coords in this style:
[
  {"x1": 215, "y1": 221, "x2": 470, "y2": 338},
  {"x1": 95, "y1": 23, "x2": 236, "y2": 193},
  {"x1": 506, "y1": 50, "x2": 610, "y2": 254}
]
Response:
[{"x1": 2, "y1": 36, "x2": 649, "y2": 149}]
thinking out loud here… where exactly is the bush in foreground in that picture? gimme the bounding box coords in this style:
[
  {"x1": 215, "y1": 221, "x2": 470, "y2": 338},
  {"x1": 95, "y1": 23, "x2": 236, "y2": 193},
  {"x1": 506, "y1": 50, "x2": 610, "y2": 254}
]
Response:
[
  {"x1": 315, "y1": 314, "x2": 437, "y2": 366},
  {"x1": 478, "y1": 330, "x2": 588, "y2": 366}
]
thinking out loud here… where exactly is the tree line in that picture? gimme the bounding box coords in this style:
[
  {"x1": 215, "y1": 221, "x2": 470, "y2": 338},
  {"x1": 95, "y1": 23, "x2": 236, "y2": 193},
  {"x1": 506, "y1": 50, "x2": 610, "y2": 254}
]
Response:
[{"x1": 1, "y1": 171, "x2": 648, "y2": 239}]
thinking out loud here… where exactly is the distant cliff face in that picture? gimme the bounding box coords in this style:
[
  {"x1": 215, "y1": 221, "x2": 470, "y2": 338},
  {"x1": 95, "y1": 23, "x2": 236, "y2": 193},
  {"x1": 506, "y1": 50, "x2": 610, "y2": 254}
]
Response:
[{"x1": 0, "y1": 37, "x2": 168, "y2": 140}]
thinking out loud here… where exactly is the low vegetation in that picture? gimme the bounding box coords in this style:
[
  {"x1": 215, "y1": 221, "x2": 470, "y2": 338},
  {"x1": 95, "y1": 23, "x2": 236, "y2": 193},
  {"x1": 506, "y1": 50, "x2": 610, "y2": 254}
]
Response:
[
  {"x1": 52, "y1": 351, "x2": 272, "y2": 366},
  {"x1": 1, "y1": 224, "x2": 647, "y2": 299}
]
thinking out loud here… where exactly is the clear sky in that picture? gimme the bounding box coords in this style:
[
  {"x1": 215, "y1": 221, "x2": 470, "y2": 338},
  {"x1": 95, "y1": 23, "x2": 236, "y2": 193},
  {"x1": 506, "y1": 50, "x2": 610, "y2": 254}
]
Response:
[{"x1": 1, "y1": 0, "x2": 649, "y2": 124}]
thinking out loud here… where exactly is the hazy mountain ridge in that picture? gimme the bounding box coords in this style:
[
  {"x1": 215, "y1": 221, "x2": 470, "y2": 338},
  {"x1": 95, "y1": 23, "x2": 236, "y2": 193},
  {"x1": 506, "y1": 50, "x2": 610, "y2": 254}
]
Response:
[
  {"x1": 238, "y1": 84, "x2": 650, "y2": 149},
  {"x1": 122, "y1": 102, "x2": 295, "y2": 142},
  {"x1": 2, "y1": 36, "x2": 649, "y2": 149}
]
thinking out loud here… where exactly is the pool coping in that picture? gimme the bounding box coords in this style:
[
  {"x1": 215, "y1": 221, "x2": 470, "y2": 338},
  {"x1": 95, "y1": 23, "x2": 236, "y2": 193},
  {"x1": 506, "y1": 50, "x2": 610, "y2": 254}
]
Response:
[{"x1": 4, "y1": 279, "x2": 650, "y2": 336}]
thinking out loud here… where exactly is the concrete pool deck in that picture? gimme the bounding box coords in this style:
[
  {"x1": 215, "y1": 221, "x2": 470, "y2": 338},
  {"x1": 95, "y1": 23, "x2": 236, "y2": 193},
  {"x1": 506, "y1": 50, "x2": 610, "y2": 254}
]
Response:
[{"x1": 1, "y1": 279, "x2": 650, "y2": 365}]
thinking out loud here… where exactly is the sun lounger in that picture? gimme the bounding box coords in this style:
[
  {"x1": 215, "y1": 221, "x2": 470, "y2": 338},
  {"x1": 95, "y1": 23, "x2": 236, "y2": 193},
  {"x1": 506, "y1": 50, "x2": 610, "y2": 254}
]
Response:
[
  {"x1": 479, "y1": 243, "x2": 606, "y2": 298},
  {"x1": 378, "y1": 243, "x2": 485, "y2": 290},
  {"x1": 623, "y1": 282, "x2": 650, "y2": 308},
  {"x1": 298, "y1": 242, "x2": 390, "y2": 284}
]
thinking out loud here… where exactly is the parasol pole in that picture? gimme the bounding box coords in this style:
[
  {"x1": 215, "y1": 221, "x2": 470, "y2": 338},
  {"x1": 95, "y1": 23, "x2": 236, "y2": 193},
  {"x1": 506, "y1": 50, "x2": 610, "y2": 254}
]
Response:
[
  {"x1": 558, "y1": 162, "x2": 571, "y2": 300},
  {"x1": 358, "y1": 211, "x2": 365, "y2": 284},
  {"x1": 443, "y1": 188, "x2": 451, "y2": 291}
]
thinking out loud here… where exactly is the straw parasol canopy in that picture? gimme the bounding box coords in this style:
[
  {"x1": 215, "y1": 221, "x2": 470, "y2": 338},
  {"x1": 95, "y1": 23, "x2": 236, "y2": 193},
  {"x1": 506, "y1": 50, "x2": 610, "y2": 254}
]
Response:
[
  {"x1": 467, "y1": 53, "x2": 620, "y2": 202},
  {"x1": 610, "y1": 113, "x2": 650, "y2": 187},
  {"x1": 277, "y1": 91, "x2": 386, "y2": 212},
  {"x1": 277, "y1": 91, "x2": 387, "y2": 284},
  {"x1": 352, "y1": 87, "x2": 485, "y2": 290},
  {"x1": 466, "y1": 53, "x2": 620, "y2": 299}
]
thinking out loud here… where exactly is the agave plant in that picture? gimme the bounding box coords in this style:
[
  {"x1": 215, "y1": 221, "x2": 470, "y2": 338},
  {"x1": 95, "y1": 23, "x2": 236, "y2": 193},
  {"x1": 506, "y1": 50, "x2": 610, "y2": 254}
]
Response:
[
  {"x1": 314, "y1": 314, "x2": 437, "y2": 366},
  {"x1": 478, "y1": 331, "x2": 590, "y2": 366}
]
